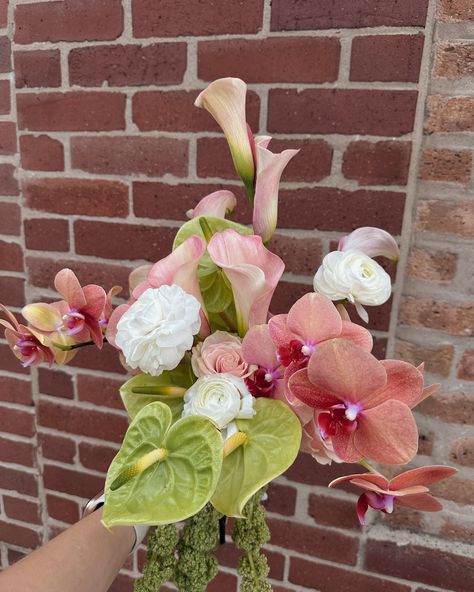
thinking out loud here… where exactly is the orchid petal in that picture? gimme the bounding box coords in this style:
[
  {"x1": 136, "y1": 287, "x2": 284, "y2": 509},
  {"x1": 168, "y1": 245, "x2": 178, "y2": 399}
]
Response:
[
  {"x1": 395, "y1": 493, "x2": 443, "y2": 512},
  {"x1": 349, "y1": 478, "x2": 392, "y2": 495},
  {"x1": 186, "y1": 190, "x2": 237, "y2": 220},
  {"x1": 82, "y1": 285, "x2": 107, "y2": 320},
  {"x1": 340, "y1": 320, "x2": 373, "y2": 351},
  {"x1": 22, "y1": 303, "x2": 61, "y2": 332},
  {"x1": 357, "y1": 493, "x2": 370, "y2": 525},
  {"x1": 338, "y1": 227, "x2": 400, "y2": 261},
  {"x1": 390, "y1": 466, "x2": 457, "y2": 490},
  {"x1": 287, "y1": 293, "x2": 342, "y2": 345},
  {"x1": 129, "y1": 265, "x2": 152, "y2": 293},
  {"x1": 354, "y1": 400, "x2": 418, "y2": 465},
  {"x1": 0, "y1": 303, "x2": 20, "y2": 330},
  {"x1": 307, "y1": 339, "x2": 387, "y2": 406},
  {"x1": 268, "y1": 314, "x2": 298, "y2": 349},
  {"x1": 253, "y1": 144, "x2": 299, "y2": 243},
  {"x1": 54, "y1": 268, "x2": 87, "y2": 309},
  {"x1": 367, "y1": 360, "x2": 424, "y2": 409},
  {"x1": 106, "y1": 303, "x2": 131, "y2": 348},
  {"x1": 329, "y1": 473, "x2": 390, "y2": 491},
  {"x1": 288, "y1": 367, "x2": 340, "y2": 409},
  {"x1": 195, "y1": 78, "x2": 255, "y2": 197},
  {"x1": 207, "y1": 229, "x2": 284, "y2": 335},
  {"x1": 241, "y1": 324, "x2": 279, "y2": 370},
  {"x1": 331, "y1": 430, "x2": 362, "y2": 463}
]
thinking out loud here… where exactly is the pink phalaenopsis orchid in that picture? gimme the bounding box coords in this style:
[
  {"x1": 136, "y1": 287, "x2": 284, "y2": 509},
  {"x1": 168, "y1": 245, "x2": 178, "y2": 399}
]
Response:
[
  {"x1": 288, "y1": 338, "x2": 434, "y2": 464},
  {"x1": 207, "y1": 229, "x2": 284, "y2": 336},
  {"x1": 329, "y1": 466, "x2": 457, "y2": 525},
  {"x1": 338, "y1": 227, "x2": 400, "y2": 261},
  {"x1": 186, "y1": 190, "x2": 237, "y2": 220}
]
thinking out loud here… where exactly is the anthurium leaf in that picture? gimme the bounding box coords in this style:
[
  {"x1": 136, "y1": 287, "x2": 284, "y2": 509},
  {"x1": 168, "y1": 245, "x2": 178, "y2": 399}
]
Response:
[
  {"x1": 103, "y1": 402, "x2": 223, "y2": 528},
  {"x1": 120, "y1": 367, "x2": 194, "y2": 422},
  {"x1": 173, "y1": 216, "x2": 252, "y2": 250},
  {"x1": 211, "y1": 398, "x2": 301, "y2": 518}
]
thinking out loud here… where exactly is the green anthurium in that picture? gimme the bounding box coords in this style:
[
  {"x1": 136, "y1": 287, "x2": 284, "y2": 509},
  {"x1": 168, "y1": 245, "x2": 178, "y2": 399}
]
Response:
[
  {"x1": 211, "y1": 398, "x2": 301, "y2": 518},
  {"x1": 102, "y1": 402, "x2": 223, "y2": 528},
  {"x1": 173, "y1": 215, "x2": 252, "y2": 251},
  {"x1": 120, "y1": 366, "x2": 194, "y2": 422}
]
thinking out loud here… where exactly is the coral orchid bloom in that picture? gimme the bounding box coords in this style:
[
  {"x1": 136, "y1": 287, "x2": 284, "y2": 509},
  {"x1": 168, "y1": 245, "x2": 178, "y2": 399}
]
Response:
[
  {"x1": 242, "y1": 324, "x2": 285, "y2": 399},
  {"x1": 329, "y1": 466, "x2": 457, "y2": 525},
  {"x1": 288, "y1": 338, "x2": 429, "y2": 465}
]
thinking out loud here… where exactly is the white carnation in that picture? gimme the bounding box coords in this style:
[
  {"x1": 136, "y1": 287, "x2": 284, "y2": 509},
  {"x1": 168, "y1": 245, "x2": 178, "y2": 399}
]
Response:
[
  {"x1": 182, "y1": 373, "x2": 255, "y2": 430},
  {"x1": 115, "y1": 285, "x2": 201, "y2": 376},
  {"x1": 313, "y1": 249, "x2": 391, "y2": 322}
]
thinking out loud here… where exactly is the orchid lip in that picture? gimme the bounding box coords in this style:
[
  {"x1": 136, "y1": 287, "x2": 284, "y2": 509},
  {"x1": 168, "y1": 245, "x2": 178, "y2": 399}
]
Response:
[{"x1": 345, "y1": 403, "x2": 361, "y2": 422}]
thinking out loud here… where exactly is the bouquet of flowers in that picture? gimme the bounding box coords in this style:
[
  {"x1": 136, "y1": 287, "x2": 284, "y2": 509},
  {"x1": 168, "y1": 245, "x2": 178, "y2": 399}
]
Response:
[{"x1": 1, "y1": 78, "x2": 455, "y2": 592}]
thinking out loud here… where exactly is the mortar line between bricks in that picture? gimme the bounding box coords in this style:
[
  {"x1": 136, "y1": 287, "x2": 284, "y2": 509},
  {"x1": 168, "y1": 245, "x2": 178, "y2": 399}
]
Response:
[
  {"x1": 261, "y1": 0, "x2": 271, "y2": 35},
  {"x1": 386, "y1": 0, "x2": 438, "y2": 360}
]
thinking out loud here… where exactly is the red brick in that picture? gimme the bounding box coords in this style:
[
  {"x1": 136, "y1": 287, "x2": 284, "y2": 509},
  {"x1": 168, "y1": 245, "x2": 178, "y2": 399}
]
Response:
[
  {"x1": 23, "y1": 178, "x2": 128, "y2": 217},
  {"x1": 400, "y1": 297, "x2": 474, "y2": 336},
  {"x1": 71, "y1": 136, "x2": 188, "y2": 177},
  {"x1": 0, "y1": 79, "x2": 10, "y2": 114},
  {"x1": 0, "y1": 239, "x2": 23, "y2": 271},
  {"x1": 0, "y1": 276, "x2": 25, "y2": 307},
  {"x1": 0, "y1": 376, "x2": 32, "y2": 406},
  {"x1": 457, "y1": 349, "x2": 474, "y2": 381},
  {"x1": 308, "y1": 494, "x2": 359, "y2": 531},
  {"x1": 39, "y1": 400, "x2": 127, "y2": 443},
  {"x1": 426, "y1": 95, "x2": 474, "y2": 133},
  {"x1": 132, "y1": 0, "x2": 264, "y2": 37},
  {"x1": 24, "y1": 218, "x2": 70, "y2": 252},
  {"x1": 15, "y1": 49, "x2": 61, "y2": 88},
  {"x1": 7, "y1": 549, "x2": 27, "y2": 565},
  {"x1": 416, "y1": 200, "x2": 474, "y2": 237},
  {"x1": 365, "y1": 539, "x2": 474, "y2": 592},
  {"x1": 381, "y1": 505, "x2": 423, "y2": 531},
  {"x1": 342, "y1": 141, "x2": 411, "y2": 186},
  {"x1": 408, "y1": 248, "x2": 457, "y2": 282},
  {"x1": 441, "y1": 519, "x2": 474, "y2": 544},
  {"x1": 419, "y1": 389, "x2": 474, "y2": 425},
  {"x1": 434, "y1": 42, "x2": 474, "y2": 79},
  {"x1": 420, "y1": 148, "x2": 472, "y2": 184},
  {"x1": 39, "y1": 432, "x2": 76, "y2": 464},
  {"x1": 79, "y1": 441, "x2": 118, "y2": 473},
  {"x1": 109, "y1": 574, "x2": 140, "y2": 592},
  {"x1": 20, "y1": 134, "x2": 65, "y2": 171},
  {"x1": 289, "y1": 557, "x2": 410, "y2": 592},
  {"x1": 207, "y1": 572, "x2": 237, "y2": 592},
  {"x1": 38, "y1": 367, "x2": 74, "y2": 399},
  {"x1": 268, "y1": 234, "x2": 322, "y2": 276},
  {"x1": 450, "y1": 437, "x2": 474, "y2": 467},
  {"x1": 133, "y1": 89, "x2": 260, "y2": 132},
  {"x1": 69, "y1": 43, "x2": 186, "y2": 87},
  {"x1": 271, "y1": 281, "x2": 316, "y2": 317},
  {"x1": 17, "y1": 92, "x2": 126, "y2": 132},
  {"x1": 271, "y1": 0, "x2": 428, "y2": 30},
  {"x1": 0, "y1": 404, "x2": 34, "y2": 437},
  {"x1": 268, "y1": 518, "x2": 358, "y2": 565},
  {"x1": 0, "y1": 202, "x2": 21, "y2": 235},
  {"x1": 15, "y1": 0, "x2": 123, "y2": 43},
  {"x1": 439, "y1": 0, "x2": 474, "y2": 21},
  {"x1": 284, "y1": 452, "x2": 356, "y2": 487},
  {"x1": 372, "y1": 337, "x2": 388, "y2": 360},
  {"x1": 396, "y1": 340, "x2": 455, "y2": 378},
  {"x1": 77, "y1": 374, "x2": 124, "y2": 410},
  {"x1": 3, "y1": 495, "x2": 40, "y2": 524},
  {"x1": 0, "y1": 342, "x2": 30, "y2": 375},
  {"x1": 265, "y1": 482, "x2": 297, "y2": 516},
  {"x1": 0, "y1": 520, "x2": 40, "y2": 548},
  {"x1": 0, "y1": 163, "x2": 18, "y2": 195},
  {"x1": 43, "y1": 464, "x2": 103, "y2": 499},
  {"x1": 198, "y1": 37, "x2": 340, "y2": 83},
  {"x1": 0, "y1": 122, "x2": 17, "y2": 154},
  {"x1": 0, "y1": 466, "x2": 38, "y2": 496},
  {"x1": 0, "y1": 0, "x2": 7, "y2": 28},
  {"x1": 74, "y1": 220, "x2": 175, "y2": 262},
  {"x1": 0, "y1": 35, "x2": 10, "y2": 72},
  {"x1": 65, "y1": 342, "x2": 128, "y2": 375},
  {"x1": 0, "y1": 435, "x2": 35, "y2": 467},
  {"x1": 46, "y1": 494, "x2": 80, "y2": 524},
  {"x1": 351, "y1": 34, "x2": 424, "y2": 82},
  {"x1": 268, "y1": 89, "x2": 418, "y2": 136}
]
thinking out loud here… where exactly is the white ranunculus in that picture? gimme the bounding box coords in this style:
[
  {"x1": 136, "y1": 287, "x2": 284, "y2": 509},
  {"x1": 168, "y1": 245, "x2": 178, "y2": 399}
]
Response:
[
  {"x1": 115, "y1": 285, "x2": 201, "y2": 376},
  {"x1": 182, "y1": 373, "x2": 255, "y2": 430},
  {"x1": 313, "y1": 249, "x2": 392, "y2": 323}
]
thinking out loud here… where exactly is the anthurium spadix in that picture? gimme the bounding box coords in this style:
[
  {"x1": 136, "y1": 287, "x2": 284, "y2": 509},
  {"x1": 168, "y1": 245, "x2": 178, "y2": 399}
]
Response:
[
  {"x1": 195, "y1": 78, "x2": 255, "y2": 200},
  {"x1": 186, "y1": 190, "x2": 237, "y2": 220},
  {"x1": 338, "y1": 227, "x2": 400, "y2": 261},
  {"x1": 253, "y1": 138, "x2": 299, "y2": 244}
]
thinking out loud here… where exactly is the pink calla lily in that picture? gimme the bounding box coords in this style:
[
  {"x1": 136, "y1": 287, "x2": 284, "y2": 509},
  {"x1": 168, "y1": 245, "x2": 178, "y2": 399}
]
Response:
[
  {"x1": 338, "y1": 227, "x2": 400, "y2": 261},
  {"x1": 253, "y1": 139, "x2": 299, "y2": 243},
  {"x1": 288, "y1": 338, "x2": 427, "y2": 465},
  {"x1": 329, "y1": 465, "x2": 457, "y2": 525},
  {"x1": 195, "y1": 78, "x2": 255, "y2": 198},
  {"x1": 186, "y1": 190, "x2": 237, "y2": 220},
  {"x1": 207, "y1": 229, "x2": 284, "y2": 336}
]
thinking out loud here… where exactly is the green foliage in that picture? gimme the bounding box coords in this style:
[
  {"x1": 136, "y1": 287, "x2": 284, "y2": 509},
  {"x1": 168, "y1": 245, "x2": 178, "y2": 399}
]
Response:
[
  {"x1": 134, "y1": 524, "x2": 178, "y2": 592},
  {"x1": 102, "y1": 402, "x2": 223, "y2": 528},
  {"x1": 174, "y1": 504, "x2": 222, "y2": 592},
  {"x1": 172, "y1": 215, "x2": 252, "y2": 251},
  {"x1": 211, "y1": 399, "x2": 302, "y2": 517}
]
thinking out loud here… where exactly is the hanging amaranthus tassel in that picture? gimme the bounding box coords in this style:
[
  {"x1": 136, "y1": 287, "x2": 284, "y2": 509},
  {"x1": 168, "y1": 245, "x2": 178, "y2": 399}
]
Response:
[
  {"x1": 134, "y1": 524, "x2": 178, "y2": 592},
  {"x1": 174, "y1": 503, "x2": 221, "y2": 592},
  {"x1": 232, "y1": 489, "x2": 272, "y2": 592}
]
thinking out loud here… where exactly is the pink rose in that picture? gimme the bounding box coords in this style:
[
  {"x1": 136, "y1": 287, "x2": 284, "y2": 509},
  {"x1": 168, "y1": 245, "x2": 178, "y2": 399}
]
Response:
[{"x1": 191, "y1": 331, "x2": 254, "y2": 378}]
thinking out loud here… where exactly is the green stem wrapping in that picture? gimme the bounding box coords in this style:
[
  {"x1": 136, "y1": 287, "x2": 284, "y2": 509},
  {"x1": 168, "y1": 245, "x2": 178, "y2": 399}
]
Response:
[
  {"x1": 232, "y1": 489, "x2": 272, "y2": 592},
  {"x1": 174, "y1": 503, "x2": 221, "y2": 592},
  {"x1": 134, "y1": 524, "x2": 178, "y2": 592}
]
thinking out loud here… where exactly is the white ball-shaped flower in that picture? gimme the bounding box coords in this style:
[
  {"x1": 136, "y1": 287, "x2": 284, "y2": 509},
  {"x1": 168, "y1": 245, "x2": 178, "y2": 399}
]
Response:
[
  {"x1": 313, "y1": 250, "x2": 391, "y2": 322},
  {"x1": 115, "y1": 285, "x2": 201, "y2": 376},
  {"x1": 182, "y1": 373, "x2": 255, "y2": 430}
]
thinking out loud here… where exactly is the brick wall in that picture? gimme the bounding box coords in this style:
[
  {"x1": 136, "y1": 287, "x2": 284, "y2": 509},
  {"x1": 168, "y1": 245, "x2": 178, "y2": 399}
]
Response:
[{"x1": 0, "y1": 1, "x2": 473, "y2": 591}]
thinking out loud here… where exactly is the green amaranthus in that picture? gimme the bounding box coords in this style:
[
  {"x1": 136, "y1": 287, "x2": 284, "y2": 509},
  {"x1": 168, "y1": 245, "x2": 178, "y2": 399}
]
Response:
[{"x1": 134, "y1": 524, "x2": 178, "y2": 592}]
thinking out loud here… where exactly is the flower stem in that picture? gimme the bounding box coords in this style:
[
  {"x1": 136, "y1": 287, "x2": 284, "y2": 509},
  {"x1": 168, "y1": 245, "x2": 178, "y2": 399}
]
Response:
[
  {"x1": 52, "y1": 338, "x2": 108, "y2": 351},
  {"x1": 359, "y1": 458, "x2": 383, "y2": 476}
]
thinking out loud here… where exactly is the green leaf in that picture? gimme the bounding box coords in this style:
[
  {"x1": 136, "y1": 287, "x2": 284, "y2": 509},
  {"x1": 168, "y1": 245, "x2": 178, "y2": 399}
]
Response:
[
  {"x1": 198, "y1": 253, "x2": 234, "y2": 314},
  {"x1": 211, "y1": 399, "x2": 301, "y2": 518},
  {"x1": 173, "y1": 215, "x2": 252, "y2": 250},
  {"x1": 103, "y1": 402, "x2": 223, "y2": 527},
  {"x1": 120, "y1": 367, "x2": 194, "y2": 422}
]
